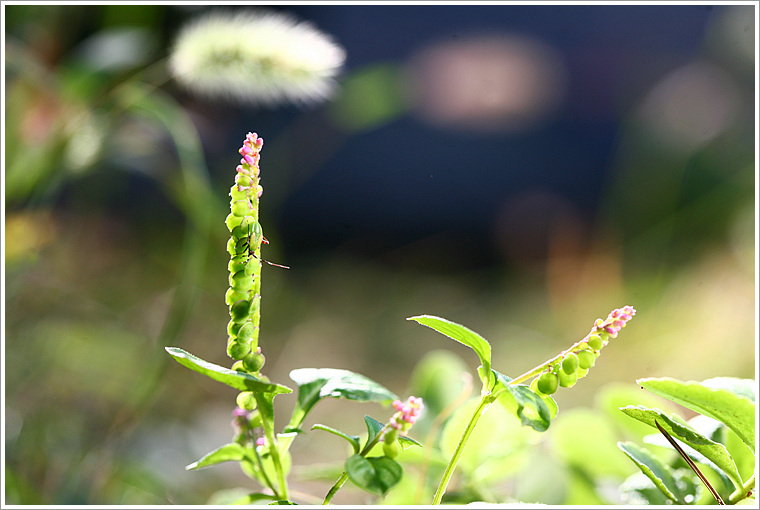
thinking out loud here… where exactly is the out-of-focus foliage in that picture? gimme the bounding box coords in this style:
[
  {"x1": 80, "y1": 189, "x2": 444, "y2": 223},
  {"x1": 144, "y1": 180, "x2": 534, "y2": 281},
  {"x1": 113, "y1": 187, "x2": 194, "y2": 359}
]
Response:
[{"x1": 4, "y1": 3, "x2": 755, "y2": 506}]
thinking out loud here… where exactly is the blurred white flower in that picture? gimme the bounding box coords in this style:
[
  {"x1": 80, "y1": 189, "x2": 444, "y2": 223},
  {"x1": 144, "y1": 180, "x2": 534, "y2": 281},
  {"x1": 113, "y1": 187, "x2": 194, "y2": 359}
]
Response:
[{"x1": 169, "y1": 9, "x2": 346, "y2": 106}]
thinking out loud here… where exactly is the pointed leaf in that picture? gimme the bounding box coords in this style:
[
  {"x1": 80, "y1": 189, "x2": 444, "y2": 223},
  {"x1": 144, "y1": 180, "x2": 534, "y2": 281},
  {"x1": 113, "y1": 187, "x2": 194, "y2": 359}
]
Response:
[
  {"x1": 701, "y1": 377, "x2": 756, "y2": 403},
  {"x1": 620, "y1": 405, "x2": 743, "y2": 487},
  {"x1": 493, "y1": 371, "x2": 551, "y2": 432},
  {"x1": 638, "y1": 377, "x2": 755, "y2": 453},
  {"x1": 364, "y1": 415, "x2": 386, "y2": 450},
  {"x1": 166, "y1": 347, "x2": 292, "y2": 394},
  {"x1": 618, "y1": 441, "x2": 684, "y2": 504},
  {"x1": 398, "y1": 435, "x2": 422, "y2": 450},
  {"x1": 408, "y1": 315, "x2": 493, "y2": 388},
  {"x1": 320, "y1": 372, "x2": 397, "y2": 403},
  {"x1": 619, "y1": 472, "x2": 671, "y2": 505},
  {"x1": 186, "y1": 443, "x2": 247, "y2": 470},
  {"x1": 289, "y1": 368, "x2": 397, "y2": 424},
  {"x1": 312, "y1": 424, "x2": 361, "y2": 454},
  {"x1": 346, "y1": 454, "x2": 403, "y2": 495}
]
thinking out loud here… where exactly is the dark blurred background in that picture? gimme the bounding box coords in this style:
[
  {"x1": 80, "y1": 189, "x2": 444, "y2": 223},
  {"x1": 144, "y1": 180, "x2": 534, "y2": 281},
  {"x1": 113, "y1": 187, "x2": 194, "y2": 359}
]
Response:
[{"x1": 4, "y1": 3, "x2": 756, "y2": 505}]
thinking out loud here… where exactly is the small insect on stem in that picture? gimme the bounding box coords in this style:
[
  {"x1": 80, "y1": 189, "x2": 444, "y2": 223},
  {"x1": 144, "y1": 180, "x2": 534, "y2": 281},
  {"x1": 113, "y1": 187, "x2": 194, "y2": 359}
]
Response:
[
  {"x1": 245, "y1": 222, "x2": 290, "y2": 270},
  {"x1": 653, "y1": 419, "x2": 725, "y2": 505}
]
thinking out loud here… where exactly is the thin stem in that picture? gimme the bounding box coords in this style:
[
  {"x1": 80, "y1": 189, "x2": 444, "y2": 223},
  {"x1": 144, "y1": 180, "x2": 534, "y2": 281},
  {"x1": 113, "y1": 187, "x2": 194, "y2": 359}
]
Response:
[
  {"x1": 432, "y1": 395, "x2": 492, "y2": 505},
  {"x1": 654, "y1": 419, "x2": 724, "y2": 504},
  {"x1": 269, "y1": 438, "x2": 289, "y2": 502},
  {"x1": 322, "y1": 424, "x2": 393, "y2": 505},
  {"x1": 254, "y1": 394, "x2": 290, "y2": 502},
  {"x1": 430, "y1": 343, "x2": 585, "y2": 504},
  {"x1": 729, "y1": 474, "x2": 755, "y2": 504},
  {"x1": 250, "y1": 446, "x2": 277, "y2": 498},
  {"x1": 322, "y1": 472, "x2": 349, "y2": 505},
  {"x1": 413, "y1": 373, "x2": 474, "y2": 504},
  {"x1": 509, "y1": 330, "x2": 605, "y2": 385}
]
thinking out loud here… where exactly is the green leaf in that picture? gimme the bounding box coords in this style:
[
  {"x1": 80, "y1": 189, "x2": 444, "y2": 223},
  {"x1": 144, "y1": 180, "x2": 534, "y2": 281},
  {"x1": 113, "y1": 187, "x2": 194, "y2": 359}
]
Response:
[
  {"x1": 320, "y1": 372, "x2": 398, "y2": 403},
  {"x1": 493, "y1": 371, "x2": 551, "y2": 432},
  {"x1": 618, "y1": 441, "x2": 684, "y2": 503},
  {"x1": 398, "y1": 435, "x2": 422, "y2": 450},
  {"x1": 619, "y1": 470, "x2": 698, "y2": 505},
  {"x1": 364, "y1": 415, "x2": 386, "y2": 450},
  {"x1": 346, "y1": 454, "x2": 403, "y2": 495},
  {"x1": 407, "y1": 315, "x2": 493, "y2": 389},
  {"x1": 288, "y1": 368, "x2": 397, "y2": 428},
  {"x1": 700, "y1": 377, "x2": 756, "y2": 403},
  {"x1": 638, "y1": 377, "x2": 755, "y2": 453},
  {"x1": 267, "y1": 501, "x2": 297, "y2": 505},
  {"x1": 165, "y1": 347, "x2": 292, "y2": 394},
  {"x1": 620, "y1": 405, "x2": 743, "y2": 487},
  {"x1": 312, "y1": 424, "x2": 361, "y2": 454},
  {"x1": 186, "y1": 443, "x2": 247, "y2": 470}
]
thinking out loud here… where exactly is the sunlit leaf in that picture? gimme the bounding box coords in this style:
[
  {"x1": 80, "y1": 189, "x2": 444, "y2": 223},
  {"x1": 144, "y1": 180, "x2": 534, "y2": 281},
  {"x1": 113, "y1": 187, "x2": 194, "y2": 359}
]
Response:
[
  {"x1": 493, "y1": 371, "x2": 551, "y2": 432},
  {"x1": 290, "y1": 368, "x2": 397, "y2": 416},
  {"x1": 398, "y1": 435, "x2": 422, "y2": 450},
  {"x1": 186, "y1": 443, "x2": 247, "y2": 471},
  {"x1": 407, "y1": 315, "x2": 492, "y2": 389},
  {"x1": 620, "y1": 405, "x2": 743, "y2": 487},
  {"x1": 700, "y1": 377, "x2": 756, "y2": 403},
  {"x1": 618, "y1": 441, "x2": 684, "y2": 503},
  {"x1": 638, "y1": 377, "x2": 755, "y2": 453},
  {"x1": 312, "y1": 423, "x2": 361, "y2": 454},
  {"x1": 166, "y1": 347, "x2": 291, "y2": 394},
  {"x1": 364, "y1": 415, "x2": 386, "y2": 450}
]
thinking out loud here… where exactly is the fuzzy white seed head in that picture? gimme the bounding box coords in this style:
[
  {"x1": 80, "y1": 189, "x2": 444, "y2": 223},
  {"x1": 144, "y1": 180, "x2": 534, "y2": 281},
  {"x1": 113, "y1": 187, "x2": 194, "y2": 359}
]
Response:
[{"x1": 169, "y1": 9, "x2": 346, "y2": 106}]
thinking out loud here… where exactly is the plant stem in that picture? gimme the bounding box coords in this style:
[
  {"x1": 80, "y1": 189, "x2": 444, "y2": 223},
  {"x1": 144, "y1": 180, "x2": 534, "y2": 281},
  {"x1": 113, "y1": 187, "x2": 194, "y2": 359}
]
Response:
[
  {"x1": 322, "y1": 472, "x2": 349, "y2": 505},
  {"x1": 414, "y1": 373, "x2": 474, "y2": 504},
  {"x1": 509, "y1": 328, "x2": 608, "y2": 386},
  {"x1": 255, "y1": 393, "x2": 290, "y2": 502},
  {"x1": 250, "y1": 447, "x2": 277, "y2": 498},
  {"x1": 432, "y1": 394, "x2": 493, "y2": 505},
  {"x1": 269, "y1": 438, "x2": 289, "y2": 501},
  {"x1": 729, "y1": 474, "x2": 755, "y2": 504},
  {"x1": 322, "y1": 424, "x2": 393, "y2": 505}
]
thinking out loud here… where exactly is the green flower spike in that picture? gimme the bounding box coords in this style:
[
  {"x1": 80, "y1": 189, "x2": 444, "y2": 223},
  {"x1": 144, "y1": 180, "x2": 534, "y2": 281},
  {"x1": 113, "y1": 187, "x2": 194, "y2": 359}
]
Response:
[
  {"x1": 529, "y1": 305, "x2": 637, "y2": 393},
  {"x1": 226, "y1": 132, "x2": 266, "y2": 388}
]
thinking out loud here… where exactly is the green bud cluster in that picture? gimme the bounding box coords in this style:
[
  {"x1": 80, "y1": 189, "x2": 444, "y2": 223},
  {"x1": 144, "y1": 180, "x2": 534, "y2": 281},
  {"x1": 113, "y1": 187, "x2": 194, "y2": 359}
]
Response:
[
  {"x1": 530, "y1": 306, "x2": 636, "y2": 397},
  {"x1": 225, "y1": 132, "x2": 267, "y2": 385}
]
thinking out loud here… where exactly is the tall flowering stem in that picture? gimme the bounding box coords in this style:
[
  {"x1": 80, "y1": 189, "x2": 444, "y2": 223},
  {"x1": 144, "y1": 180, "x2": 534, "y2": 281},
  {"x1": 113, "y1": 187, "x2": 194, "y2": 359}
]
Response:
[
  {"x1": 508, "y1": 305, "x2": 636, "y2": 386},
  {"x1": 225, "y1": 132, "x2": 266, "y2": 387},
  {"x1": 223, "y1": 133, "x2": 291, "y2": 500},
  {"x1": 431, "y1": 306, "x2": 636, "y2": 505}
]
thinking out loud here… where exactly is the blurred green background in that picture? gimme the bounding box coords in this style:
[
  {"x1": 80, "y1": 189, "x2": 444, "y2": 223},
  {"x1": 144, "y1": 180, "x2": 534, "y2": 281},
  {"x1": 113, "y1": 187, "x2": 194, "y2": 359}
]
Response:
[{"x1": 3, "y1": 3, "x2": 755, "y2": 506}]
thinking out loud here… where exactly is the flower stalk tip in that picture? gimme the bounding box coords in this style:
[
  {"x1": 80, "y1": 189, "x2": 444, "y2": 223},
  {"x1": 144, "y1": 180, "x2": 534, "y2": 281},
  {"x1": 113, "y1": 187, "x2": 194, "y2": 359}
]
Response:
[
  {"x1": 389, "y1": 396, "x2": 424, "y2": 432},
  {"x1": 598, "y1": 305, "x2": 636, "y2": 338}
]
